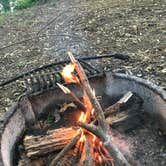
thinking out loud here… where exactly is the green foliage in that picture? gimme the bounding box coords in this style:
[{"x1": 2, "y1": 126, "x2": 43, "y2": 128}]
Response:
[
  {"x1": 0, "y1": 0, "x2": 10, "y2": 11},
  {"x1": 0, "y1": 0, "x2": 53, "y2": 12},
  {"x1": 16, "y1": 0, "x2": 37, "y2": 9},
  {"x1": 0, "y1": 14, "x2": 5, "y2": 26}
]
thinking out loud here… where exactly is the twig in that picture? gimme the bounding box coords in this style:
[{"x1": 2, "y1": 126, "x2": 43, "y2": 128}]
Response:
[{"x1": 57, "y1": 83, "x2": 86, "y2": 111}]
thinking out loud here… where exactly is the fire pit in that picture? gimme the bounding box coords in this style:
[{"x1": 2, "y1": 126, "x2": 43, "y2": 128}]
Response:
[{"x1": 0, "y1": 54, "x2": 166, "y2": 166}]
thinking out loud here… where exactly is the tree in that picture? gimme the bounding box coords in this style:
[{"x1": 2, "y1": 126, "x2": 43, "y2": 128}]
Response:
[{"x1": 0, "y1": 0, "x2": 10, "y2": 11}]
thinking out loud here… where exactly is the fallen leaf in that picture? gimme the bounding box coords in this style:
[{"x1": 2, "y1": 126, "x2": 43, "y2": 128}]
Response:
[{"x1": 59, "y1": 102, "x2": 77, "y2": 113}]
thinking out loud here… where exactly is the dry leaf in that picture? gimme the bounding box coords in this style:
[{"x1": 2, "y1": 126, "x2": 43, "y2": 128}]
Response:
[{"x1": 59, "y1": 102, "x2": 77, "y2": 113}]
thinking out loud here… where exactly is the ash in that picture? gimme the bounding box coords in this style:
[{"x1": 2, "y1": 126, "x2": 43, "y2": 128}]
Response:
[{"x1": 111, "y1": 112, "x2": 166, "y2": 166}]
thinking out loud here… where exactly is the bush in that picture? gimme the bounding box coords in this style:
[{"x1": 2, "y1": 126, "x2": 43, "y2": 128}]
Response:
[{"x1": 16, "y1": 0, "x2": 37, "y2": 9}]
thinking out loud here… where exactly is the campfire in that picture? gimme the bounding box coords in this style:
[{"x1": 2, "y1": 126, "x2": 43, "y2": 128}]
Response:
[
  {"x1": 22, "y1": 53, "x2": 136, "y2": 166},
  {"x1": 0, "y1": 53, "x2": 165, "y2": 166}
]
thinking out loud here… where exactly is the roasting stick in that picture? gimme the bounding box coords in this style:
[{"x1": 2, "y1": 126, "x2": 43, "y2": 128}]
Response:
[{"x1": 68, "y1": 52, "x2": 131, "y2": 166}]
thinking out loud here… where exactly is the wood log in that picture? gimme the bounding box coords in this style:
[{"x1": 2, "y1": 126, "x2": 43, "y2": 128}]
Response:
[
  {"x1": 106, "y1": 111, "x2": 130, "y2": 125},
  {"x1": 104, "y1": 91, "x2": 133, "y2": 117},
  {"x1": 24, "y1": 127, "x2": 78, "y2": 158},
  {"x1": 91, "y1": 91, "x2": 133, "y2": 126},
  {"x1": 68, "y1": 52, "x2": 131, "y2": 166}
]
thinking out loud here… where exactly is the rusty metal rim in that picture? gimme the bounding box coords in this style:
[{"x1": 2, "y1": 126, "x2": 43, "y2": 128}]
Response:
[
  {"x1": 0, "y1": 72, "x2": 165, "y2": 133},
  {"x1": 112, "y1": 73, "x2": 166, "y2": 101},
  {"x1": 0, "y1": 72, "x2": 165, "y2": 166}
]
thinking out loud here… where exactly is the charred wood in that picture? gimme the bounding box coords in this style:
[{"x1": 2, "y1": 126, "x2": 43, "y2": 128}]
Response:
[{"x1": 24, "y1": 127, "x2": 78, "y2": 158}]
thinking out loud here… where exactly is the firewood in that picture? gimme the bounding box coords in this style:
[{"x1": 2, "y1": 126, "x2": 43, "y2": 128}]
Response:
[
  {"x1": 106, "y1": 111, "x2": 130, "y2": 125},
  {"x1": 68, "y1": 52, "x2": 131, "y2": 166},
  {"x1": 91, "y1": 91, "x2": 133, "y2": 126},
  {"x1": 59, "y1": 102, "x2": 77, "y2": 113},
  {"x1": 68, "y1": 52, "x2": 107, "y2": 131},
  {"x1": 79, "y1": 122, "x2": 131, "y2": 166},
  {"x1": 24, "y1": 127, "x2": 78, "y2": 158},
  {"x1": 78, "y1": 134, "x2": 93, "y2": 166},
  {"x1": 49, "y1": 130, "x2": 81, "y2": 166},
  {"x1": 104, "y1": 91, "x2": 133, "y2": 117}
]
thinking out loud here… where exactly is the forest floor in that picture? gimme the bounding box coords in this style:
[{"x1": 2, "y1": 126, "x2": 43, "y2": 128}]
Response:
[{"x1": 0, "y1": 0, "x2": 165, "y2": 116}]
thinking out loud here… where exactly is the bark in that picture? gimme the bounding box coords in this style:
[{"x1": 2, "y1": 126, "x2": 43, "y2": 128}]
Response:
[{"x1": 24, "y1": 127, "x2": 78, "y2": 158}]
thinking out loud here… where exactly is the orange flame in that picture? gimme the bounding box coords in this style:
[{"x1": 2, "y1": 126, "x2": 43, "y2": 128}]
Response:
[
  {"x1": 98, "y1": 156, "x2": 102, "y2": 163},
  {"x1": 91, "y1": 108, "x2": 95, "y2": 116},
  {"x1": 92, "y1": 135, "x2": 97, "y2": 143},
  {"x1": 60, "y1": 59, "x2": 112, "y2": 164},
  {"x1": 79, "y1": 112, "x2": 85, "y2": 122},
  {"x1": 78, "y1": 112, "x2": 87, "y2": 123},
  {"x1": 61, "y1": 63, "x2": 79, "y2": 83}
]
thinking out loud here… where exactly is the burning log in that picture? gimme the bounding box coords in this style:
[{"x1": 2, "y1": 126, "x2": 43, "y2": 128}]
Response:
[
  {"x1": 24, "y1": 127, "x2": 78, "y2": 158},
  {"x1": 68, "y1": 52, "x2": 131, "y2": 166},
  {"x1": 44, "y1": 53, "x2": 134, "y2": 166},
  {"x1": 68, "y1": 52, "x2": 107, "y2": 131},
  {"x1": 79, "y1": 122, "x2": 130, "y2": 165}
]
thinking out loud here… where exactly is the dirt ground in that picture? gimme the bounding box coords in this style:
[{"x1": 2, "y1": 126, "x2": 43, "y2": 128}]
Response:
[{"x1": 0, "y1": 0, "x2": 165, "y2": 116}]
